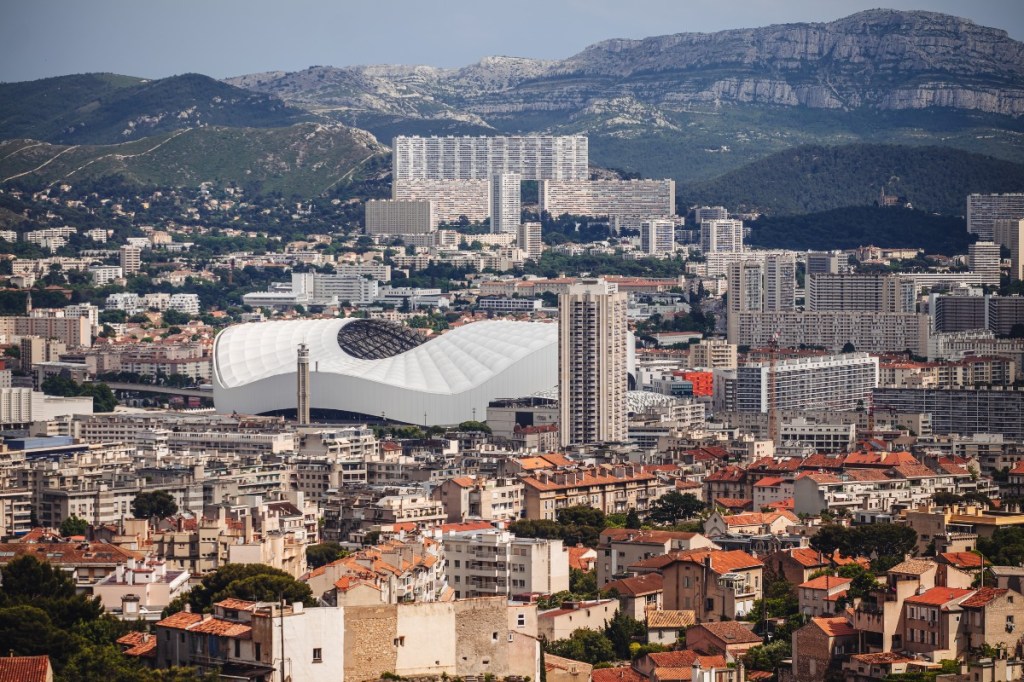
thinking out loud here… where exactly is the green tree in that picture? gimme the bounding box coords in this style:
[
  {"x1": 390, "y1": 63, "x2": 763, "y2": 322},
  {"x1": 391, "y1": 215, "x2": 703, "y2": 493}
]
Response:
[
  {"x1": 162, "y1": 309, "x2": 191, "y2": 326},
  {"x1": 306, "y1": 542, "x2": 349, "y2": 569},
  {"x1": 0, "y1": 555, "x2": 103, "y2": 630},
  {"x1": 646, "y1": 492, "x2": 705, "y2": 525},
  {"x1": 604, "y1": 610, "x2": 646, "y2": 659},
  {"x1": 131, "y1": 490, "x2": 179, "y2": 519},
  {"x1": 809, "y1": 524, "x2": 849, "y2": 559},
  {"x1": 624, "y1": 509, "x2": 642, "y2": 530},
  {"x1": 164, "y1": 564, "x2": 315, "y2": 616},
  {"x1": 0, "y1": 604, "x2": 68, "y2": 664},
  {"x1": 743, "y1": 639, "x2": 791, "y2": 672},
  {"x1": 60, "y1": 514, "x2": 89, "y2": 537},
  {"x1": 977, "y1": 526, "x2": 1024, "y2": 567},
  {"x1": 457, "y1": 420, "x2": 492, "y2": 434},
  {"x1": 545, "y1": 628, "x2": 616, "y2": 664},
  {"x1": 570, "y1": 568, "x2": 598, "y2": 599},
  {"x1": 78, "y1": 382, "x2": 117, "y2": 412}
]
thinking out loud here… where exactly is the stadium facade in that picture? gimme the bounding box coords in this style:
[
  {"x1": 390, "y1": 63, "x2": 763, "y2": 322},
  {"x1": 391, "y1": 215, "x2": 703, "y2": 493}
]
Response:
[{"x1": 213, "y1": 319, "x2": 561, "y2": 425}]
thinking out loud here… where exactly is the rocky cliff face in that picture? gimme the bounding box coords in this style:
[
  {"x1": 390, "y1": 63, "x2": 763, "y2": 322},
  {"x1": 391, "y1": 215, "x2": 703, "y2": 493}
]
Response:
[{"x1": 225, "y1": 10, "x2": 1024, "y2": 130}]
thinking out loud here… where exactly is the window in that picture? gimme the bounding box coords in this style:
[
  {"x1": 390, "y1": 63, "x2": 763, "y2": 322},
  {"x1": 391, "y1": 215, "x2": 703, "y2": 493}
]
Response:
[
  {"x1": 255, "y1": 643, "x2": 261, "y2": 660},
  {"x1": 517, "y1": 614, "x2": 526, "y2": 628},
  {"x1": 492, "y1": 632, "x2": 499, "y2": 641},
  {"x1": 313, "y1": 648, "x2": 323, "y2": 663},
  {"x1": 234, "y1": 639, "x2": 240, "y2": 658},
  {"x1": 394, "y1": 637, "x2": 405, "y2": 646}
]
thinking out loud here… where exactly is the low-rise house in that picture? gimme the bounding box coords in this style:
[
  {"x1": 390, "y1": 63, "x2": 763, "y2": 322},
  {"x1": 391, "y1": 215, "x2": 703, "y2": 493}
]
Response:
[
  {"x1": 764, "y1": 547, "x2": 866, "y2": 586},
  {"x1": 660, "y1": 549, "x2": 764, "y2": 622},
  {"x1": 0, "y1": 656, "x2": 53, "y2": 682},
  {"x1": 703, "y1": 510, "x2": 798, "y2": 538},
  {"x1": 596, "y1": 528, "x2": 717, "y2": 585},
  {"x1": 92, "y1": 557, "x2": 191, "y2": 620},
  {"x1": 0, "y1": 536, "x2": 142, "y2": 589},
  {"x1": 685, "y1": 621, "x2": 762, "y2": 658},
  {"x1": 790, "y1": 616, "x2": 859, "y2": 682},
  {"x1": 545, "y1": 654, "x2": 593, "y2": 682},
  {"x1": 603, "y1": 572, "x2": 663, "y2": 620},
  {"x1": 959, "y1": 587, "x2": 1024, "y2": 653},
  {"x1": 645, "y1": 610, "x2": 696, "y2": 647},
  {"x1": 798, "y1": 575, "x2": 852, "y2": 618},
  {"x1": 841, "y1": 652, "x2": 926, "y2": 682},
  {"x1": 633, "y1": 650, "x2": 733, "y2": 682},
  {"x1": 521, "y1": 464, "x2": 668, "y2": 520},
  {"x1": 538, "y1": 599, "x2": 618, "y2": 641}
]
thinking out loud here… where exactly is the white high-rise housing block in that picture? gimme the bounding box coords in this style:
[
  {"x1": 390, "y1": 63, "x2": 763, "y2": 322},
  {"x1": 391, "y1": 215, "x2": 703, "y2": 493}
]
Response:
[
  {"x1": 700, "y1": 219, "x2": 744, "y2": 254},
  {"x1": 490, "y1": 173, "x2": 522, "y2": 234},
  {"x1": 968, "y1": 193, "x2": 1024, "y2": 241},
  {"x1": 517, "y1": 222, "x2": 543, "y2": 260},
  {"x1": 994, "y1": 218, "x2": 1024, "y2": 281},
  {"x1": 640, "y1": 219, "x2": 676, "y2": 255},
  {"x1": 392, "y1": 135, "x2": 588, "y2": 181},
  {"x1": 968, "y1": 241, "x2": 1002, "y2": 287}
]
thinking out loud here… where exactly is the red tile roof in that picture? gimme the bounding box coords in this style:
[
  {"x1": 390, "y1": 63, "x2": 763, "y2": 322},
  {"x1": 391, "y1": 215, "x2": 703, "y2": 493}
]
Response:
[
  {"x1": 568, "y1": 546, "x2": 596, "y2": 571},
  {"x1": 604, "y1": 572, "x2": 664, "y2": 597},
  {"x1": 592, "y1": 667, "x2": 646, "y2": 682},
  {"x1": 715, "y1": 497, "x2": 753, "y2": 510},
  {"x1": 0, "y1": 656, "x2": 51, "y2": 682},
  {"x1": 960, "y1": 588, "x2": 1009, "y2": 608},
  {"x1": 938, "y1": 552, "x2": 984, "y2": 569},
  {"x1": 690, "y1": 620, "x2": 762, "y2": 644},
  {"x1": 662, "y1": 549, "x2": 763, "y2": 573},
  {"x1": 156, "y1": 611, "x2": 204, "y2": 630},
  {"x1": 904, "y1": 586, "x2": 974, "y2": 607},
  {"x1": 753, "y1": 477, "x2": 786, "y2": 487},
  {"x1": 117, "y1": 631, "x2": 158, "y2": 658},
  {"x1": 799, "y1": 575, "x2": 852, "y2": 590},
  {"x1": 813, "y1": 616, "x2": 857, "y2": 637},
  {"x1": 189, "y1": 616, "x2": 252, "y2": 638}
]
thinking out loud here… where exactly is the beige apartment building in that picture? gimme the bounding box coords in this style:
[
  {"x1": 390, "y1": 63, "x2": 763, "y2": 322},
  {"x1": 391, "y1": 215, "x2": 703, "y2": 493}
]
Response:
[
  {"x1": 432, "y1": 475, "x2": 523, "y2": 523},
  {"x1": 521, "y1": 465, "x2": 667, "y2": 521},
  {"x1": 444, "y1": 528, "x2": 569, "y2": 599},
  {"x1": 558, "y1": 279, "x2": 629, "y2": 446}
]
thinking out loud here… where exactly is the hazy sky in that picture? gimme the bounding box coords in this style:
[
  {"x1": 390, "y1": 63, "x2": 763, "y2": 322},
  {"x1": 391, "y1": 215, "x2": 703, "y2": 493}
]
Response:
[{"x1": 2, "y1": 0, "x2": 1023, "y2": 82}]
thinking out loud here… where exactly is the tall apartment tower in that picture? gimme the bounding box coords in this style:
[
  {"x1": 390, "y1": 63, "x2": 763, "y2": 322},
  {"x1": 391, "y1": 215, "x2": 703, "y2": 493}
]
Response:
[
  {"x1": 640, "y1": 219, "x2": 676, "y2": 255},
  {"x1": 967, "y1": 193, "x2": 1024, "y2": 241},
  {"x1": 296, "y1": 343, "x2": 311, "y2": 426},
  {"x1": 968, "y1": 241, "x2": 1002, "y2": 287},
  {"x1": 807, "y1": 274, "x2": 916, "y2": 313},
  {"x1": 490, "y1": 173, "x2": 521, "y2": 234},
  {"x1": 558, "y1": 280, "x2": 628, "y2": 447},
  {"x1": 994, "y1": 219, "x2": 1024, "y2": 281},
  {"x1": 119, "y1": 245, "x2": 141, "y2": 275},
  {"x1": 806, "y1": 251, "x2": 841, "y2": 276},
  {"x1": 727, "y1": 255, "x2": 796, "y2": 314},
  {"x1": 517, "y1": 222, "x2": 543, "y2": 260},
  {"x1": 700, "y1": 219, "x2": 743, "y2": 254}
]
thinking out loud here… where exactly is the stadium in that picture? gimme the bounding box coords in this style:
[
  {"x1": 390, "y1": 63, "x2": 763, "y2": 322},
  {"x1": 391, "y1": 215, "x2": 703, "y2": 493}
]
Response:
[{"x1": 212, "y1": 318, "x2": 560, "y2": 425}]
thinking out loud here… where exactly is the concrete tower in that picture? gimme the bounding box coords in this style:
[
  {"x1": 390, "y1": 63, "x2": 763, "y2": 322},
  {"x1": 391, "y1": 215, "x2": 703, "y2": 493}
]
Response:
[
  {"x1": 296, "y1": 343, "x2": 310, "y2": 426},
  {"x1": 558, "y1": 280, "x2": 628, "y2": 447}
]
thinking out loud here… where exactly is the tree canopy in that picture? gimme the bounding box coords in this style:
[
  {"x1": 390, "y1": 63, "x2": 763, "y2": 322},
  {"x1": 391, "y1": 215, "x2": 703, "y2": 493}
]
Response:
[
  {"x1": 131, "y1": 490, "x2": 178, "y2": 519},
  {"x1": 164, "y1": 563, "x2": 314, "y2": 616}
]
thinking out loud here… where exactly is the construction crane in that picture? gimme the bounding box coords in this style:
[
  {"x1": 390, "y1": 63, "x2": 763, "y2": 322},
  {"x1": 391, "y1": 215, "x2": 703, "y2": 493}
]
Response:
[{"x1": 767, "y1": 331, "x2": 780, "y2": 445}]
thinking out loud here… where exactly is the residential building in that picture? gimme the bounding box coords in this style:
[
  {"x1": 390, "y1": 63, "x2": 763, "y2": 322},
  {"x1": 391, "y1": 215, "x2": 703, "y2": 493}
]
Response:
[
  {"x1": 987, "y1": 295, "x2": 1024, "y2": 336},
  {"x1": 517, "y1": 222, "x2": 543, "y2": 260},
  {"x1": 806, "y1": 251, "x2": 841, "y2": 276},
  {"x1": 689, "y1": 339, "x2": 738, "y2": 370},
  {"x1": 798, "y1": 575, "x2": 852, "y2": 617},
  {"x1": 538, "y1": 599, "x2": 618, "y2": 641},
  {"x1": 393, "y1": 135, "x2": 588, "y2": 181},
  {"x1": 92, "y1": 557, "x2": 191, "y2": 619},
  {"x1": 539, "y1": 179, "x2": 675, "y2": 228},
  {"x1": 603, "y1": 573, "x2": 664, "y2": 620},
  {"x1": 89, "y1": 265, "x2": 123, "y2": 285},
  {"x1": 491, "y1": 173, "x2": 521, "y2": 234},
  {"x1": 790, "y1": 616, "x2": 860, "y2": 682},
  {"x1": 686, "y1": 621, "x2": 762, "y2": 658},
  {"x1": 728, "y1": 311, "x2": 930, "y2": 355},
  {"x1": 872, "y1": 387, "x2": 1024, "y2": 440},
  {"x1": 432, "y1": 476, "x2": 523, "y2": 523},
  {"x1": 444, "y1": 528, "x2": 569, "y2": 599},
  {"x1": 660, "y1": 549, "x2": 764, "y2": 621},
  {"x1": 807, "y1": 274, "x2": 915, "y2": 313},
  {"x1": 967, "y1": 193, "x2": 1024, "y2": 241},
  {"x1": 701, "y1": 219, "x2": 743, "y2": 254},
  {"x1": 0, "y1": 315, "x2": 91, "y2": 347},
  {"x1": 596, "y1": 528, "x2": 718, "y2": 586},
  {"x1": 968, "y1": 241, "x2": 1002, "y2": 287},
  {"x1": 559, "y1": 279, "x2": 629, "y2": 446},
  {"x1": 365, "y1": 199, "x2": 437, "y2": 235},
  {"x1": 120, "y1": 245, "x2": 141, "y2": 275},
  {"x1": 641, "y1": 219, "x2": 676, "y2": 256},
  {"x1": 735, "y1": 353, "x2": 878, "y2": 414},
  {"x1": 994, "y1": 218, "x2": 1024, "y2": 281},
  {"x1": 521, "y1": 465, "x2": 668, "y2": 521},
  {"x1": 392, "y1": 179, "x2": 491, "y2": 223},
  {"x1": 645, "y1": 610, "x2": 697, "y2": 647}
]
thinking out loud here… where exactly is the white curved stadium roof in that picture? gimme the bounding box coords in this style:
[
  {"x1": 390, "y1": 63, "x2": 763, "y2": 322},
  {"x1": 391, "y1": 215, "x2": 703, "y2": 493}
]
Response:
[{"x1": 213, "y1": 318, "x2": 558, "y2": 425}]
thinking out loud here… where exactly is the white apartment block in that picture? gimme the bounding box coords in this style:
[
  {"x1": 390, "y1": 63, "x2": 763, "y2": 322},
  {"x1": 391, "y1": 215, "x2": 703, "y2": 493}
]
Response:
[
  {"x1": 994, "y1": 218, "x2": 1024, "y2": 281},
  {"x1": 700, "y1": 219, "x2": 744, "y2": 254},
  {"x1": 967, "y1": 193, "x2": 1024, "y2": 241},
  {"x1": 393, "y1": 135, "x2": 588, "y2": 181},
  {"x1": 105, "y1": 292, "x2": 142, "y2": 314},
  {"x1": 559, "y1": 280, "x2": 629, "y2": 447},
  {"x1": 393, "y1": 179, "x2": 491, "y2": 222},
  {"x1": 517, "y1": 222, "x2": 543, "y2": 260},
  {"x1": 807, "y1": 273, "x2": 916, "y2": 313},
  {"x1": 89, "y1": 265, "x2": 123, "y2": 286},
  {"x1": 968, "y1": 241, "x2": 1002, "y2": 287},
  {"x1": 539, "y1": 179, "x2": 675, "y2": 227},
  {"x1": 641, "y1": 219, "x2": 676, "y2": 256},
  {"x1": 727, "y1": 254, "x2": 797, "y2": 315},
  {"x1": 365, "y1": 199, "x2": 437, "y2": 235},
  {"x1": 928, "y1": 330, "x2": 1024, "y2": 373},
  {"x1": 25, "y1": 227, "x2": 77, "y2": 245},
  {"x1": 443, "y1": 529, "x2": 569, "y2": 599},
  {"x1": 335, "y1": 263, "x2": 392, "y2": 282},
  {"x1": 0, "y1": 230, "x2": 16, "y2": 242},
  {"x1": 729, "y1": 311, "x2": 931, "y2": 356},
  {"x1": 779, "y1": 417, "x2": 856, "y2": 453},
  {"x1": 735, "y1": 352, "x2": 879, "y2": 413},
  {"x1": 168, "y1": 294, "x2": 200, "y2": 316},
  {"x1": 491, "y1": 173, "x2": 522, "y2": 234}
]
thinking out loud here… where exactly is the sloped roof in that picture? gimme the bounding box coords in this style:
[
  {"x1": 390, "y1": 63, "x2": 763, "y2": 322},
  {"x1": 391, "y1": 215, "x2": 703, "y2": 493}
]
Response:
[
  {"x1": 0, "y1": 656, "x2": 51, "y2": 682},
  {"x1": 604, "y1": 572, "x2": 664, "y2": 597},
  {"x1": 812, "y1": 616, "x2": 857, "y2": 637},
  {"x1": 156, "y1": 611, "x2": 204, "y2": 630},
  {"x1": 690, "y1": 620, "x2": 761, "y2": 644},
  {"x1": 938, "y1": 552, "x2": 984, "y2": 569},
  {"x1": 960, "y1": 587, "x2": 1009, "y2": 608},
  {"x1": 592, "y1": 667, "x2": 646, "y2": 682},
  {"x1": 117, "y1": 631, "x2": 158, "y2": 658},
  {"x1": 904, "y1": 586, "x2": 974, "y2": 607},
  {"x1": 646, "y1": 610, "x2": 696, "y2": 629}
]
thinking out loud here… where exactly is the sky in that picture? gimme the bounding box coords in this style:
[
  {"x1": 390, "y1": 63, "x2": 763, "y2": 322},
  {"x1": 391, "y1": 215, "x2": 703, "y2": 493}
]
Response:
[{"x1": 2, "y1": 0, "x2": 1023, "y2": 82}]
